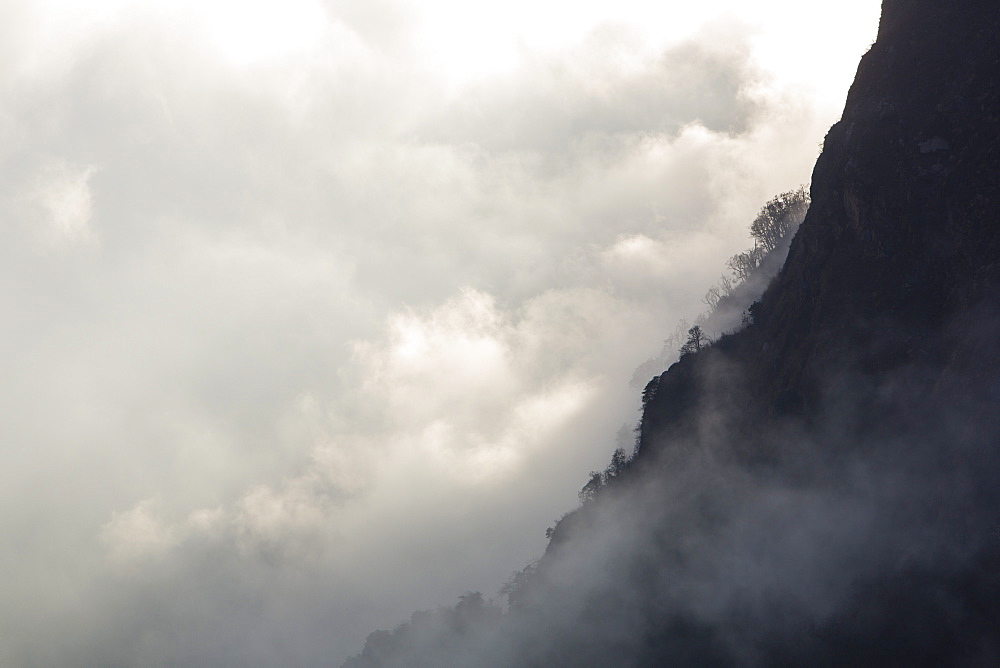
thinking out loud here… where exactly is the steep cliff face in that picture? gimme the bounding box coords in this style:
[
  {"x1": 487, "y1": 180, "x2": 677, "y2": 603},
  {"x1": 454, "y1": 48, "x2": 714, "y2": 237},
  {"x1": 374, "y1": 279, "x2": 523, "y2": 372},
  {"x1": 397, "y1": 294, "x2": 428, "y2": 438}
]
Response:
[
  {"x1": 346, "y1": 2, "x2": 1000, "y2": 664},
  {"x1": 636, "y1": 0, "x2": 1000, "y2": 461},
  {"x1": 546, "y1": 0, "x2": 1000, "y2": 661}
]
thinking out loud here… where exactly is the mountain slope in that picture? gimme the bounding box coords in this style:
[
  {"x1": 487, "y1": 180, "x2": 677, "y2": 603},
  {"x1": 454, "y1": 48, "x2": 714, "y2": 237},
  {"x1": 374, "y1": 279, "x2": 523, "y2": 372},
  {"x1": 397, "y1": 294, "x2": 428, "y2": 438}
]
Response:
[
  {"x1": 637, "y1": 0, "x2": 1000, "y2": 458},
  {"x1": 347, "y1": 1, "x2": 1000, "y2": 664}
]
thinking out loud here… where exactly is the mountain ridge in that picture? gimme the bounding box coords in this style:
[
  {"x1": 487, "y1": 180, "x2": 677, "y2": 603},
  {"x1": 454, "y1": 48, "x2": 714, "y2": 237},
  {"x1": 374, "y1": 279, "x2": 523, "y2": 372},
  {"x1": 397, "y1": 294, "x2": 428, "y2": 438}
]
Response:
[
  {"x1": 346, "y1": 1, "x2": 1000, "y2": 663},
  {"x1": 632, "y1": 0, "x2": 1000, "y2": 462}
]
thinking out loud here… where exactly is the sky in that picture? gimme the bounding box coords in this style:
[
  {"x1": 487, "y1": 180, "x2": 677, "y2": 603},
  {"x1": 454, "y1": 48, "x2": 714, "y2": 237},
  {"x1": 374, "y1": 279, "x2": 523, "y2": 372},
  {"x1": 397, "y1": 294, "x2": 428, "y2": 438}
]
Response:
[{"x1": 0, "y1": 0, "x2": 881, "y2": 663}]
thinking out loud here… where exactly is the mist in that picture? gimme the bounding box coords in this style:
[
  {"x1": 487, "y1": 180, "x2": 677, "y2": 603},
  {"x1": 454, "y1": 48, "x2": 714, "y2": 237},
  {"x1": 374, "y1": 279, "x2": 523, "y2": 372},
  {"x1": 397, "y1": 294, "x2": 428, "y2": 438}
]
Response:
[
  {"x1": 346, "y1": 325, "x2": 1000, "y2": 665},
  {"x1": 339, "y1": 0, "x2": 1000, "y2": 659},
  {"x1": 0, "y1": 0, "x2": 881, "y2": 663}
]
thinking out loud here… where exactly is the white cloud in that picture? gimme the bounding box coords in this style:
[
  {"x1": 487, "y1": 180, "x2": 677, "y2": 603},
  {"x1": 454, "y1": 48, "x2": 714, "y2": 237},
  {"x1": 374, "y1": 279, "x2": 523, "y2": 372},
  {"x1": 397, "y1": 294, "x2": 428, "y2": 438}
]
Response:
[
  {"x1": 101, "y1": 500, "x2": 178, "y2": 564},
  {"x1": 196, "y1": 0, "x2": 329, "y2": 65},
  {"x1": 21, "y1": 159, "x2": 99, "y2": 246},
  {"x1": 0, "y1": 0, "x2": 881, "y2": 663},
  {"x1": 348, "y1": 288, "x2": 604, "y2": 485}
]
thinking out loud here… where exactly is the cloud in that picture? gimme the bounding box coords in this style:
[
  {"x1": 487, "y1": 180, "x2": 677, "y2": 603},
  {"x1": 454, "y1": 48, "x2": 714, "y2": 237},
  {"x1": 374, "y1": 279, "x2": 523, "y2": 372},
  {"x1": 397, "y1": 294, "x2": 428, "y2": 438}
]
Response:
[
  {"x1": 344, "y1": 350, "x2": 1000, "y2": 666},
  {"x1": 17, "y1": 159, "x2": 99, "y2": 247},
  {"x1": 197, "y1": 0, "x2": 329, "y2": 65},
  {"x1": 101, "y1": 499, "x2": 178, "y2": 563},
  {"x1": 0, "y1": 0, "x2": 880, "y2": 664},
  {"x1": 419, "y1": 22, "x2": 760, "y2": 153}
]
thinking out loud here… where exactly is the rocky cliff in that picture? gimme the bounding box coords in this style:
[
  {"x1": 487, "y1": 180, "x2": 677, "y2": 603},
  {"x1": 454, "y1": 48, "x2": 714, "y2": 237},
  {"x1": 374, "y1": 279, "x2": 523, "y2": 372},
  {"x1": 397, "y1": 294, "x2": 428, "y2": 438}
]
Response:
[
  {"x1": 347, "y1": 2, "x2": 1000, "y2": 664},
  {"x1": 636, "y1": 0, "x2": 1000, "y2": 459}
]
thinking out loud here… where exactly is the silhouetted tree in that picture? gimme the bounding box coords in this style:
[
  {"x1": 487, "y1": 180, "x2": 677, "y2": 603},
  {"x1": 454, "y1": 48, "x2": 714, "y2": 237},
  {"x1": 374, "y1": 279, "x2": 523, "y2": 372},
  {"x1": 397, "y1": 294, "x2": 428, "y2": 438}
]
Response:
[
  {"x1": 680, "y1": 325, "x2": 708, "y2": 355},
  {"x1": 702, "y1": 274, "x2": 736, "y2": 309},
  {"x1": 727, "y1": 244, "x2": 767, "y2": 282},
  {"x1": 579, "y1": 470, "x2": 605, "y2": 503},
  {"x1": 578, "y1": 446, "x2": 633, "y2": 505},
  {"x1": 451, "y1": 592, "x2": 498, "y2": 631},
  {"x1": 500, "y1": 562, "x2": 538, "y2": 610},
  {"x1": 749, "y1": 186, "x2": 809, "y2": 252},
  {"x1": 641, "y1": 375, "x2": 661, "y2": 414},
  {"x1": 607, "y1": 447, "x2": 628, "y2": 480}
]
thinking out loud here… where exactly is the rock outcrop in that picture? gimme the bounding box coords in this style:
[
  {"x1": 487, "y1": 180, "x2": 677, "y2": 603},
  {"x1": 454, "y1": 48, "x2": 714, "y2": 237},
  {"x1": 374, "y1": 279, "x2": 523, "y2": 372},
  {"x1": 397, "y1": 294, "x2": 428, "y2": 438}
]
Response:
[{"x1": 637, "y1": 0, "x2": 1000, "y2": 460}]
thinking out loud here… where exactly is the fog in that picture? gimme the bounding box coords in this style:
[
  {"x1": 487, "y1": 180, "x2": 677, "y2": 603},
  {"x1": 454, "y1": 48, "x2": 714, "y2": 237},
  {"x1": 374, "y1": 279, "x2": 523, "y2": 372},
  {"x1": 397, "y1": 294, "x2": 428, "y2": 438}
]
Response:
[
  {"x1": 0, "y1": 0, "x2": 880, "y2": 663},
  {"x1": 345, "y1": 344, "x2": 1000, "y2": 665}
]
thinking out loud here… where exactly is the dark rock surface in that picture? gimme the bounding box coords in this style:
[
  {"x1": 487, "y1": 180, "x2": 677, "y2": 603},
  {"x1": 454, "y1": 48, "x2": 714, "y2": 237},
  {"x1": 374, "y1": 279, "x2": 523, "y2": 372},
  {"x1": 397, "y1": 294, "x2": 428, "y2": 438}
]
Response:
[{"x1": 637, "y1": 0, "x2": 1000, "y2": 457}]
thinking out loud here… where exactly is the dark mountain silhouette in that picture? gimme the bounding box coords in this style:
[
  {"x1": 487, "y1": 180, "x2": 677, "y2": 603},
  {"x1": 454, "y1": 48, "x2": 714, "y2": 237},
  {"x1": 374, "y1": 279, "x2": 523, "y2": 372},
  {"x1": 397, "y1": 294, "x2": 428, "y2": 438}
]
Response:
[{"x1": 346, "y1": 0, "x2": 1000, "y2": 664}]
